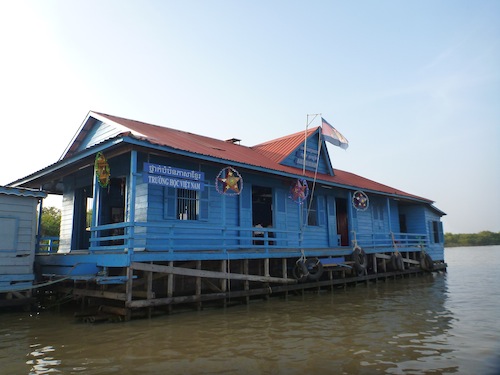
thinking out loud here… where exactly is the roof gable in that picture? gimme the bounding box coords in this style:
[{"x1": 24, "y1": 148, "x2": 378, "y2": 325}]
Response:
[
  {"x1": 251, "y1": 127, "x2": 334, "y2": 175},
  {"x1": 61, "y1": 112, "x2": 148, "y2": 160}
]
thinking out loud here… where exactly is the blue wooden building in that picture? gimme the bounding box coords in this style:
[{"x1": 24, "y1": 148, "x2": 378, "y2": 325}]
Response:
[{"x1": 9, "y1": 111, "x2": 445, "y2": 317}]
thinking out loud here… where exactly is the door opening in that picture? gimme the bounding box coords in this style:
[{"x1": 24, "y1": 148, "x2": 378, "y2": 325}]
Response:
[
  {"x1": 335, "y1": 197, "x2": 349, "y2": 246},
  {"x1": 252, "y1": 186, "x2": 273, "y2": 227},
  {"x1": 100, "y1": 177, "x2": 126, "y2": 245},
  {"x1": 72, "y1": 186, "x2": 93, "y2": 250}
]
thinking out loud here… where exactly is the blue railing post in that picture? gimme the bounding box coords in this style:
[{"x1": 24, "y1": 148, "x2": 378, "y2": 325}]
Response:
[{"x1": 127, "y1": 150, "x2": 138, "y2": 256}]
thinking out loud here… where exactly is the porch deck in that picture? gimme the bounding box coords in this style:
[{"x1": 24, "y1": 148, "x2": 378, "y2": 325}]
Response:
[{"x1": 36, "y1": 221, "x2": 431, "y2": 278}]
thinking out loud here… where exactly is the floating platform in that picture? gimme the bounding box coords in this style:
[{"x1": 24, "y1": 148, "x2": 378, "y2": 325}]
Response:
[{"x1": 35, "y1": 248, "x2": 446, "y2": 322}]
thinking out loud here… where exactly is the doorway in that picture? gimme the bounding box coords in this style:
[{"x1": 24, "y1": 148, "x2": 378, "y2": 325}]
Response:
[
  {"x1": 72, "y1": 186, "x2": 93, "y2": 250},
  {"x1": 335, "y1": 197, "x2": 349, "y2": 246},
  {"x1": 252, "y1": 186, "x2": 273, "y2": 228},
  {"x1": 100, "y1": 177, "x2": 126, "y2": 245}
]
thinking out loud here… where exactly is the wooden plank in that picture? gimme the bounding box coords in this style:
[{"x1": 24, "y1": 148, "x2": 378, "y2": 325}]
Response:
[
  {"x1": 130, "y1": 262, "x2": 296, "y2": 284},
  {"x1": 404, "y1": 258, "x2": 420, "y2": 265},
  {"x1": 127, "y1": 293, "x2": 226, "y2": 308},
  {"x1": 132, "y1": 290, "x2": 156, "y2": 299},
  {"x1": 127, "y1": 265, "x2": 447, "y2": 309},
  {"x1": 99, "y1": 305, "x2": 128, "y2": 316},
  {"x1": 58, "y1": 287, "x2": 128, "y2": 301},
  {"x1": 0, "y1": 265, "x2": 33, "y2": 274},
  {"x1": 201, "y1": 278, "x2": 222, "y2": 292},
  {"x1": 0, "y1": 282, "x2": 33, "y2": 292},
  {"x1": 374, "y1": 253, "x2": 419, "y2": 265},
  {"x1": 319, "y1": 257, "x2": 346, "y2": 267},
  {"x1": 0, "y1": 274, "x2": 34, "y2": 282}
]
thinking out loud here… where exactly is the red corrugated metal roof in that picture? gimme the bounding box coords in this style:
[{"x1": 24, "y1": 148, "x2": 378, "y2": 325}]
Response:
[
  {"x1": 251, "y1": 127, "x2": 318, "y2": 163},
  {"x1": 91, "y1": 112, "x2": 432, "y2": 203},
  {"x1": 93, "y1": 112, "x2": 286, "y2": 171}
]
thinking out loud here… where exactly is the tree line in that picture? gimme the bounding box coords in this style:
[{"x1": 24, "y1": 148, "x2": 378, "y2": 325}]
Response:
[{"x1": 444, "y1": 231, "x2": 500, "y2": 247}]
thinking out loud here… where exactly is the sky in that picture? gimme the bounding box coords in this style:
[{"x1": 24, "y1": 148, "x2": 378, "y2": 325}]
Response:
[{"x1": 0, "y1": 0, "x2": 498, "y2": 234}]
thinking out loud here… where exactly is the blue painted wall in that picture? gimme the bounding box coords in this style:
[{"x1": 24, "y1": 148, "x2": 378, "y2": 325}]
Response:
[
  {"x1": 56, "y1": 146, "x2": 444, "y2": 262},
  {"x1": 280, "y1": 131, "x2": 333, "y2": 175}
]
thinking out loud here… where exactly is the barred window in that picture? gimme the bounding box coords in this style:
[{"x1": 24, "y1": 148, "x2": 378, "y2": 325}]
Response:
[
  {"x1": 164, "y1": 185, "x2": 209, "y2": 221},
  {"x1": 177, "y1": 189, "x2": 199, "y2": 220}
]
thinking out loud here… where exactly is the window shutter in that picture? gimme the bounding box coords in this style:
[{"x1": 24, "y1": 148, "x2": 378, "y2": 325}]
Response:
[
  {"x1": 199, "y1": 185, "x2": 209, "y2": 221},
  {"x1": 164, "y1": 187, "x2": 177, "y2": 219},
  {"x1": 277, "y1": 189, "x2": 286, "y2": 213},
  {"x1": 428, "y1": 221, "x2": 434, "y2": 243},
  {"x1": 317, "y1": 195, "x2": 326, "y2": 226}
]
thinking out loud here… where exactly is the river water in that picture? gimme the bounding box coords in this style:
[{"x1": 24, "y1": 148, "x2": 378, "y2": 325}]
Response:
[{"x1": 1, "y1": 246, "x2": 499, "y2": 375}]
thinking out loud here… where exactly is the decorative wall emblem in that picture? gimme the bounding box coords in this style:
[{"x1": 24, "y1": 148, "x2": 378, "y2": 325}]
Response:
[
  {"x1": 95, "y1": 152, "x2": 110, "y2": 188},
  {"x1": 289, "y1": 178, "x2": 309, "y2": 204},
  {"x1": 216, "y1": 167, "x2": 243, "y2": 195},
  {"x1": 352, "y1": 190, "x2": 369, "y2": 211}
]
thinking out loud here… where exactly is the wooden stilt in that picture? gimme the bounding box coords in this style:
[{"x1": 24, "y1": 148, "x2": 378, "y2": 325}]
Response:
[
  {"x1": 125, "y1": 267, "x2": 133, "y2": 321},
  {"x1": 220, "y1": 260, "x2": 227, "y2": 308},
  {"x1": 328, "y1": 267, "x2": 333, "y2": 292},
  {"x1": 282, "y1": 258, "x2": 288, "y2": 300},
  {"x1": 263, "y1": 258, "x2": 270, "y2": 300},
  {"x1": 146, "y1": 265, "x2": 153, "y2": 318},
  {"x1": 196, "y1": 260, "x2": 202, "y2": 310},
  {"x1": 243, "y1": 259, "x2": 249, "y2": 305},
  {"x1": 167, "y1": 261, "x2": 173, "y2": 314}
]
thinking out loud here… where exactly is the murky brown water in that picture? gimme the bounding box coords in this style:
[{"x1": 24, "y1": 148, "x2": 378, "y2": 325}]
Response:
[{"x1": 1, "y1": 247, "x2": 499, "y2": 375}]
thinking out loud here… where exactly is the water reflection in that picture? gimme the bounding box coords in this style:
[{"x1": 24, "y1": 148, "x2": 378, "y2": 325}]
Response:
[
  {"x1": 26, "y1": 343, "x2": 61, "y2": 374},
  {"x1": 1, "y1": 247, "x2": 499, "y2": 374}
]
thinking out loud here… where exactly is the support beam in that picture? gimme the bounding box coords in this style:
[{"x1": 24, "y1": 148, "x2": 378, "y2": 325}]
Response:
[
  {"x1": 58, "y1": 287, "x2": 127, "y2": 301},
  {"x1": 130, "y1": 262, "x2": 297, "y2": 284},
  {"x1": 167, "y1": 261, "x2": 173, "y2": 314}
]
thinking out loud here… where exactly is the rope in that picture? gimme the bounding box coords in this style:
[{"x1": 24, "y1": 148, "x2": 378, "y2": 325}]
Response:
[
  {"x1": 297, "y1": 249, "x2": 307, "y2": 264},
  {"x1": 351, "y1": 230, "x2": 360, "y2": 251},
  {"x1": 390, "y1": 232, "x2": 400, "y2": 255},
  {"x1": 226, "y1": 253, "x2": 231, "y2": 298},
  {"x1": 301, "y1": 127, "x2": 323, "y2": 233}
]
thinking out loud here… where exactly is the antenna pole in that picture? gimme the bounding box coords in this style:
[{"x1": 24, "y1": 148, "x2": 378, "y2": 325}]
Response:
[{"x1": 302, "y1": 113, "x2": 321, "y2": 175}]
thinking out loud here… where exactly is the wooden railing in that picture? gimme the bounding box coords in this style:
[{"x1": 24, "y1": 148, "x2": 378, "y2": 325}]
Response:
[
  {"x1": 354, "y1": 232, "x2": 428, "y2": 249},
  {"x1": 38, "y1": 236, "x2": 60, "y2": 253},
  {"x1": 86, "y1": 221, "x2": 296, "y2": 253},
  {"x1": 37, "y1": 223, "x2": 429, "y2": 255}
]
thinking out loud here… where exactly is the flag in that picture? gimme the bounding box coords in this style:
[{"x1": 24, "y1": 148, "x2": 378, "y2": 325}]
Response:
[{"x1": 321, "y1": 118, "x2": 349, "y2": 150}]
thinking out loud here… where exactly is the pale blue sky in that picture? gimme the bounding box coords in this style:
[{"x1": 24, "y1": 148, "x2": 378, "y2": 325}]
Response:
[{"x1": 1, "y1": 0, "x2": 498, "y2": 233}]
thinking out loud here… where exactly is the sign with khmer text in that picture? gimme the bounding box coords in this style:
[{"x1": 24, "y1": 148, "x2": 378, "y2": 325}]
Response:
[{"x1": 143, "y1": 163, "x2": 205, "y2": 191}]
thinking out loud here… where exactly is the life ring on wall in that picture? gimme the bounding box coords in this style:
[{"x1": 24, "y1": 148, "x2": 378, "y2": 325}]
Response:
[
  {"x1": 391, "y1": 253, "x2": 405, "y2": 271},
  {"x1": 289, "y1": 178, "x2": 309, "y2": 204},
  {"x1": 293, "y1": 258, "x2": 324, "y2": 282},
  {"x1": 292, "y1": 260, "x2": 308, "y2": 282},
  {"x1": 352, "y1": 246, "x2": 367, "y2": 275},
  {"x1": 305, "y1": 258, "x2": 323, "y2": 281},
  {"x1": 420, "y1": 251, "x2": 434, "y2": 271},
  {"x1": 352, "y1": 190, "x2": 369, "y2": 211}
]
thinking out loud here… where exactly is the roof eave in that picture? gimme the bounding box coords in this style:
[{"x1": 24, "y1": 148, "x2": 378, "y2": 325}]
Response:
[{"x1": 9, "y1": 137, "x2": 127, "y2": 189}]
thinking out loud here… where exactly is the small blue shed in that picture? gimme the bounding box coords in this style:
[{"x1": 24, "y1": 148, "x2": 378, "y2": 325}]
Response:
[{"x1": 0, "y1": 186, "x2": 46, "y2": 307}]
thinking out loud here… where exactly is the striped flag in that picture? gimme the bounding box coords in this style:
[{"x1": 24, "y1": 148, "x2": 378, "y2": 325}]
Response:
[{"x1": 321, "y1": 118, "x2": 348, "y2": 150}]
